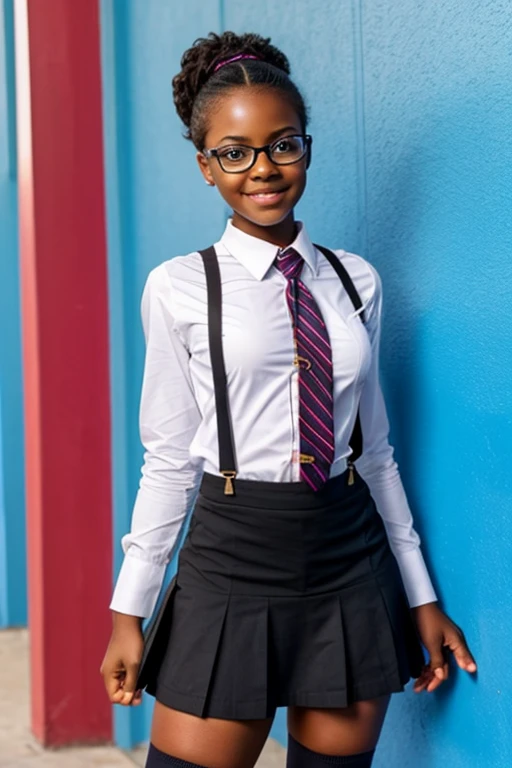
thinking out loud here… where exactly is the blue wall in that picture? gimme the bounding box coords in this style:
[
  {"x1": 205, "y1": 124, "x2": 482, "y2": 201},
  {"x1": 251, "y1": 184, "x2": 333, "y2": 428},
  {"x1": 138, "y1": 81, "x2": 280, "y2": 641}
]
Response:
[
  {"x1": 0, "y1": 0, "x2": 26, "y2": 628},
  {"x1": 99, "y1": 0, "x2": 226, "y2": 748},
  {"x1": 100, "y1": 1, "x2": 512, "y2": 763},
  {"x1": 360, "y1": 4, "x2": 512, "y2": 766}
]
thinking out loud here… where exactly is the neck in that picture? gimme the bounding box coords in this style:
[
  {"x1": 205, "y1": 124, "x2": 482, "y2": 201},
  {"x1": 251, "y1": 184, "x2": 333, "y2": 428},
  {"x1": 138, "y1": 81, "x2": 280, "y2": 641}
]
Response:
[{"x1": 231, "y1": 211, "x2": 297, "y2": 248}]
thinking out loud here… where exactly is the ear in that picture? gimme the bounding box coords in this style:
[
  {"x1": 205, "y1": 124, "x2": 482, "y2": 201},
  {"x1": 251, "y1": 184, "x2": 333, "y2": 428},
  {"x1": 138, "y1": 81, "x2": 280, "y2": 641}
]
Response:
[{"x1": 196, "y1": 152, "x2": 215, "y2": 186}]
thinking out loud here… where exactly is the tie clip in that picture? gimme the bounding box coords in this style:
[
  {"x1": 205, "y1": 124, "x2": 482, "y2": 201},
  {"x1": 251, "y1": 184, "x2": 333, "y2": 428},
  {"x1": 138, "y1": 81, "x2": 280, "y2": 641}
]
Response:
[
  {"x1": 299, "y1": 453, "x2": 316, "y2": 464},
  {"x1": 294, "y1": 355, "x2": 312, "y2": 370}
]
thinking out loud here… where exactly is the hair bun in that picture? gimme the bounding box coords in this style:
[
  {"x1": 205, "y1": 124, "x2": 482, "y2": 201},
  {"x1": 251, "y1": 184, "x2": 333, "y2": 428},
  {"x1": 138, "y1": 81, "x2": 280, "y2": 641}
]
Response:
[{"x1": 172, "y1": 31, "x2": 291, "y2": 129}]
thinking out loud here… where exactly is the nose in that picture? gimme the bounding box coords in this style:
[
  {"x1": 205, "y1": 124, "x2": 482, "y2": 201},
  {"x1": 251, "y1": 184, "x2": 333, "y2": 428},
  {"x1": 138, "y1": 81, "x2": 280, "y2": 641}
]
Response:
[{"x1": 250, "y1": 148, "x2": 280, "y2": 179}]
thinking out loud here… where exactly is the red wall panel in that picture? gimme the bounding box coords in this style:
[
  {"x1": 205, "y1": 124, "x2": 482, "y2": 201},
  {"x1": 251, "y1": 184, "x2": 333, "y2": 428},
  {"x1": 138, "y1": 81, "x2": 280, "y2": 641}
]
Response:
[{"x1": 15, "y1": 0, "x2": 112, "y2": 745}]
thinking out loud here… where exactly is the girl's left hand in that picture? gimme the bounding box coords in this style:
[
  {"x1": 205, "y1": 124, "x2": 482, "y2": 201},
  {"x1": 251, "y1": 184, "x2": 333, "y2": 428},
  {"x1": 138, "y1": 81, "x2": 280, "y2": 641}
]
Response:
[{"x1": 411, "y1": 601, "x2": 477, "y2": 693}]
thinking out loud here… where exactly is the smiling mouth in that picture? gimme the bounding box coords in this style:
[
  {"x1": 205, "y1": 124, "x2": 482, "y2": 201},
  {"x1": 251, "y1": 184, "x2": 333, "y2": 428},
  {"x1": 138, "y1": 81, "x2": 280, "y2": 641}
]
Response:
[{"x1": 245, "y1": 188, "x2": 289, "y2": 200}]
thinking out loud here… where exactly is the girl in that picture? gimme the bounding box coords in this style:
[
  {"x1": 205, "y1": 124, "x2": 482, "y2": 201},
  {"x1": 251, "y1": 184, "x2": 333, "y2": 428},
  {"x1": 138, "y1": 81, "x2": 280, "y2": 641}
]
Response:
[{"x1": 101, "y1": 31, "x2": 476, "y2": 768}]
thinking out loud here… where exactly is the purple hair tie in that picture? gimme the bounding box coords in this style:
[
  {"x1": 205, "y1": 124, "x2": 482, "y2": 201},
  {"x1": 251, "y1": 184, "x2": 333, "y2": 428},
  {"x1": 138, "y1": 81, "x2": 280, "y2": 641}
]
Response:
[{"x1": 213, "y1": 53, "x2": 260, "y2": 72}]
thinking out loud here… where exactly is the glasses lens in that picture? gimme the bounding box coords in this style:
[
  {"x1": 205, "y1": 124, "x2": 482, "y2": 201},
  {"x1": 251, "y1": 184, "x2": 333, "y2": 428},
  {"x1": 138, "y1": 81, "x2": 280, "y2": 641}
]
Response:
[
  {"x1": 217, "y1": 145, "x2": 254, "y2": 172},
  {"x1": 270, "y1": 135, "x2": 306, "y2": 165}
]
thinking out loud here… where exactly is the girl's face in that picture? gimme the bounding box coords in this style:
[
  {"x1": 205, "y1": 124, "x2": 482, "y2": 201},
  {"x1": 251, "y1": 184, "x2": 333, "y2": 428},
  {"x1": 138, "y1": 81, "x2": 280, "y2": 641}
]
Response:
[{"x1": 197, "y1": 88, "x2": 308, "y2": 245}]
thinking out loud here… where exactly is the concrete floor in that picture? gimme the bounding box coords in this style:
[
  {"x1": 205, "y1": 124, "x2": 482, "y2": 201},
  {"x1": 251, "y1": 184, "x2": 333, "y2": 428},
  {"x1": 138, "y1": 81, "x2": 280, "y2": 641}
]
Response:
[{"x1": 0, "y1": 629, "x2": 285, "y2": 768}]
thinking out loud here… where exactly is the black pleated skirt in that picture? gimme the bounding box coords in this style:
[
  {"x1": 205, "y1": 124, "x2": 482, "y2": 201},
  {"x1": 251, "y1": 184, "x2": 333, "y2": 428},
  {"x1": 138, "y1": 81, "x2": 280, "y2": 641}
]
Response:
[{"x1": 141, "y1": 469, "x2": 424, "y2": 720}]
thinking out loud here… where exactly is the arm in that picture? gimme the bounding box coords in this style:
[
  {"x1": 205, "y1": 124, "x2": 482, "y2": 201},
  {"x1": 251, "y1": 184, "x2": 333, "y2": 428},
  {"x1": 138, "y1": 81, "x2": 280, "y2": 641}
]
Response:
[
  {"x1": 109, "y1": 264, "x2": 203, "y2": 619},
  {"x1": 355, "y1": 265, "x2": 476, "y2": 691},
  {"x1": 102, "y1": 264, "x2": 202, "y2": 706},
  {"x1": 354, "y1": 266, "x2": 436, "y2": 608}
]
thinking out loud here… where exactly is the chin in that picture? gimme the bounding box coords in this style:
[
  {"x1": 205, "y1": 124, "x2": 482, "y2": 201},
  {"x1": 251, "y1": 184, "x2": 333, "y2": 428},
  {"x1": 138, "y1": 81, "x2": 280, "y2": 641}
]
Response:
[{"x1": 237, "y1": 206, "x2": 294, "y2": 228}]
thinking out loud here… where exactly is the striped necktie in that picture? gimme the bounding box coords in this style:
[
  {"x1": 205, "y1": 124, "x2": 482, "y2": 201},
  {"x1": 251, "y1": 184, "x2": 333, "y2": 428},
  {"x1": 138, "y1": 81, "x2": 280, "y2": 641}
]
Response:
[{"x1": 275, "y1": 247, "x2": 335, "y2": 490}]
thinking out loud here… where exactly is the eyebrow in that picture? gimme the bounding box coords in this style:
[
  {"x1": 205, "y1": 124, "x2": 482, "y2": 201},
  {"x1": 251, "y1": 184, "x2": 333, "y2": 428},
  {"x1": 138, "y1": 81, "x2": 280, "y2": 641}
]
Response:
[{"x1": 217, "y1": 126, "x2": 300, "y2": 144}]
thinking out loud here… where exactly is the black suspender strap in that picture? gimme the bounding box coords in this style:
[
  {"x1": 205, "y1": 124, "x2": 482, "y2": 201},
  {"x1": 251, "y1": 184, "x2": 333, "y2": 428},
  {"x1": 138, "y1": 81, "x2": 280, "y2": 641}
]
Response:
[
  {"x1": 314, "y1": 245, "x2": 365, "y2": 484},
  {"x1": 200, "y1": 243, "x2": 366, "y2": 494},
  {"x1": 199, "y1": 247, "x2": 237, "y2": 495},
  {"x1": 314, "y1": 244, "x2": 366, "y2": 324}
]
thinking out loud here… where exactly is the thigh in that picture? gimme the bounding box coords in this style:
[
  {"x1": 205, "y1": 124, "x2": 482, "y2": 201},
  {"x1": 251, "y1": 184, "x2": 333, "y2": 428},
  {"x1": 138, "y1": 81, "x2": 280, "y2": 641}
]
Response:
[
  {"x1": 151, "y1": 700, "x2": 274, "y2": 768},
  {"x1": 287, "y1": 695, "x2": 390, "y2": 757}
]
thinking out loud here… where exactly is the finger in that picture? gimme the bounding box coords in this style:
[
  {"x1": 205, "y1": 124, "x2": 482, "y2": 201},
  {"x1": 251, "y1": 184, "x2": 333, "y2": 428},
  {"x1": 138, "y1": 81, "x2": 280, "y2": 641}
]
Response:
[
  {"x1": 426, "y1": 662, "x2": 449, "y2": 693},
  {"x1": 414, "y1": 666, "x2": 434, "y2": 693},
  {"x1": 132, "y1": 689, "x2": 143, "y2": 706},
  {"x1": 428, "y1": 648, "x2": 447, "y2": 681},
  {"x1": 426, "y1": 675, "x2": 444, "y2": 693},
  {"x1": 426, "y1": 662, "x2": 448, "y2": 693},
  {"x1": 120, "y1": 663, "x2": 139, "y2": 706},
  {"x1": 413, "y1": 677, "x2": 430, "y2": 693},
  {"x1": 444, "y1": 631, "x2": 477, "y2": 673},
  {"x1": 414, "y1": 664, "x2": 431, "y2": 684},
  {"x1": 103, "y1": 669, "x2": 125, "y2": 702}
]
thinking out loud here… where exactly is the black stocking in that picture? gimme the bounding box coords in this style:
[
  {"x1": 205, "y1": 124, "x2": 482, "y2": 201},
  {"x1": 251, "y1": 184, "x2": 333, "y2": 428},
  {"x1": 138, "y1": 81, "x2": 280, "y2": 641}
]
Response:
[
  {"x1": 145, "y1": 743, "x2": 210, "y2": 768},
  {"x1": 286, "y1": 733, "x2": 375, "y2": 767}
]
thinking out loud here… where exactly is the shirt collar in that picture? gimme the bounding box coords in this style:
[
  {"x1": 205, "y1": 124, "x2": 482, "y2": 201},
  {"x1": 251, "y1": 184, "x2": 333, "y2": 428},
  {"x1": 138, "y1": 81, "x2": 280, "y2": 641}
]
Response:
[{"x1": 219, "y1": 217, "x2": 318, "y2": 281}]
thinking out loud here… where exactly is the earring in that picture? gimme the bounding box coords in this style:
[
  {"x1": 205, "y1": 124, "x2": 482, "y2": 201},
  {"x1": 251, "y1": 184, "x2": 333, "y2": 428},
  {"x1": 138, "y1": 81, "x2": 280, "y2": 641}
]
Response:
[{"x1": 205, "y1": 180, "x2": 214, "y2": 186}]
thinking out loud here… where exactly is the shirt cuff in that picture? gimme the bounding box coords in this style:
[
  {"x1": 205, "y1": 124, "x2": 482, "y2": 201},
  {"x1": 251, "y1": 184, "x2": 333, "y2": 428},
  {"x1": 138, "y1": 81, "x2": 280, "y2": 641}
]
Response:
[
  {"x1": 109, "y1": 553, "x2": 166, "y2": 619},
  {"x1": 394, "y1": 547, "x2": 437, "y2": 608}
]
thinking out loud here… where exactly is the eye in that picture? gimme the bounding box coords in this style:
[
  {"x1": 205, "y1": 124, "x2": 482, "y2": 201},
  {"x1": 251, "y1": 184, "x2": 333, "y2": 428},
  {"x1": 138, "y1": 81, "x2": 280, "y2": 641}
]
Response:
[
  {"x1": 218, "y1": 146, "x2": 250, "y2": 162},
  {"x1": 273, "y1": 137, "x2": 300, "y2": 154}
]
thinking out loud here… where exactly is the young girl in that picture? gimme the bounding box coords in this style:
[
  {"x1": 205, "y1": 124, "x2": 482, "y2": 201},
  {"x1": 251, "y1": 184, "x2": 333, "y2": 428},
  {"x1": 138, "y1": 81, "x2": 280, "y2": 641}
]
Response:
[{"x1": 101, "y1": 31, "x2": 476, "y2": 768}]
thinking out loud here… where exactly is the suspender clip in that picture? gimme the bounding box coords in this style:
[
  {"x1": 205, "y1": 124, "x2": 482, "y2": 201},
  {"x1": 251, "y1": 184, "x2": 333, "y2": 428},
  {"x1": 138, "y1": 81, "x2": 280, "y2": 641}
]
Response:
[{"x1": 221, "y1": 470, "x2": 237, "y2": 495}]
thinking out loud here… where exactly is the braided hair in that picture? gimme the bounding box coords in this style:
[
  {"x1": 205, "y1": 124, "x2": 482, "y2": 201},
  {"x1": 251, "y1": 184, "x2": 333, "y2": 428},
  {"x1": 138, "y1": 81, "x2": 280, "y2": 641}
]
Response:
[{"x1": 172, "y1": 31, "x2": 309, "y2": 150}]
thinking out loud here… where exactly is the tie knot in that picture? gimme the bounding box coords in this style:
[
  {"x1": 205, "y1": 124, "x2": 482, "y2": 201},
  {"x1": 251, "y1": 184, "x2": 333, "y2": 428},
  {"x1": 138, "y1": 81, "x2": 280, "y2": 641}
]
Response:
[{"x1": 275, "y1": 247, "x2": 304, "y2": 280}]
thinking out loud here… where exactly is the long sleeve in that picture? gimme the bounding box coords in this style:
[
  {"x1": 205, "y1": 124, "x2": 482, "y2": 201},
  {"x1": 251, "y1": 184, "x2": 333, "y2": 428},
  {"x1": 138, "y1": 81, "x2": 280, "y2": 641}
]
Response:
[
  {"x1": 109, "y1": 265, "x2": 203, "y2": 618},
  {"x1": 354, "y1": 266, "x2": 437, "y2": 608}
]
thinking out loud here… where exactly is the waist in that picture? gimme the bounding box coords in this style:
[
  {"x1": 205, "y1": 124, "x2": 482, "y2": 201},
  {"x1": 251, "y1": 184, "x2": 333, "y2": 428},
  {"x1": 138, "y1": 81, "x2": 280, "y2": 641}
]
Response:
[
  {"x1": 198, "y1": 464, "x2": 355, "y2": 512},
  {"x1": 177, "y1": 469, "x2": 390, "y2": 597}
]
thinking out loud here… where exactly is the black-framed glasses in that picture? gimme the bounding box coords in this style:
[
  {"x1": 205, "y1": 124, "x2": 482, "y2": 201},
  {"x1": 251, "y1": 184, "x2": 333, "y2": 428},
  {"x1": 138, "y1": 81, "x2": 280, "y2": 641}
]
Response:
[{"x1": 203, "y1": 134, "x2": 312, "y2": 173}]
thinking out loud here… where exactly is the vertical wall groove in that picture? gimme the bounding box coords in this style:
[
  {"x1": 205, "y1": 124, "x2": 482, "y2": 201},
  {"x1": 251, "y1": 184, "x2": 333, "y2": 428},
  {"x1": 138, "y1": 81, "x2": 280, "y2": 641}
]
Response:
[{"x1": 351, "y1": 0, "x2": 368, "y2": 257}]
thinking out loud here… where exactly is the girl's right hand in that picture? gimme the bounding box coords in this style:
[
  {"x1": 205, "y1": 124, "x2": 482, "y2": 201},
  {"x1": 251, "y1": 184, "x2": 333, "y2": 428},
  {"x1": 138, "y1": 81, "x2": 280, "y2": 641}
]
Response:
[{"x1": 100, "y1": 614, "x2": 144, "y2": 706}]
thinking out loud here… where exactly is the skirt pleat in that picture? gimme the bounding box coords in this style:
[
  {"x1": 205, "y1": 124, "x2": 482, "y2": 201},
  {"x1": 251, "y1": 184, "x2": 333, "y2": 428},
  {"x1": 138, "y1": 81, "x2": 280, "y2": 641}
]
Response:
[
  {"x1": 140, "y1": 470, "x2": 425, "y2": 719},
  {"x1": 377, "y1": 571, "x2": 426, "y2": 685},
  {"x1": 268, "y1": 590, "x2": 348, "y2": 709},
  {"x1": 155, "y1": 586, "x2": 230, "y2": 716}
]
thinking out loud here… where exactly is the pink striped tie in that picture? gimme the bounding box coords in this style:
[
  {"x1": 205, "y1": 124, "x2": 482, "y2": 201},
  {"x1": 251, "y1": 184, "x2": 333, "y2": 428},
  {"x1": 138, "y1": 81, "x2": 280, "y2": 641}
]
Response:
[{"x1": 275, "y1": 247, "x2": 335, "y2": 490}]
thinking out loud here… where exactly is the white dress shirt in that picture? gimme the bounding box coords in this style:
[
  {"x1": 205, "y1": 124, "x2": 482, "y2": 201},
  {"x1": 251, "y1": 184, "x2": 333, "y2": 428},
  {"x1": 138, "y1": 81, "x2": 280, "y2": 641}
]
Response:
[{"x1": 110, "y1": 218, "x2": 437, "y2": 618}]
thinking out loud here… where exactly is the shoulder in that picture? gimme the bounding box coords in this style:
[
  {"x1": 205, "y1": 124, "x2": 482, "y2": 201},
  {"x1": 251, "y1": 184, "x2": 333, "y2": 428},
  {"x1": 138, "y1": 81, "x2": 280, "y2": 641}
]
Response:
[
  {"x1": 140, "y1": 250, "x2": 208, "y2": 323},
  {"x1": 147, "y1": 249, "x2": 207, "y2": 288},
  {"x1": 318, "y1": 247, "x2": 382, "y2": 319},
  {"x1": 143, "y1": 249, "x2": 208, "y2": 298}
]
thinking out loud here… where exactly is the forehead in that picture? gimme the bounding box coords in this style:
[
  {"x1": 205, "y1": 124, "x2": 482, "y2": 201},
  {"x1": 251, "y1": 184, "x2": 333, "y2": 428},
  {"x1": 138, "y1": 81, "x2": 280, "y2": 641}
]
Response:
[{"x1": 205, "y1": 87, "x2": 302, "y2": 146}]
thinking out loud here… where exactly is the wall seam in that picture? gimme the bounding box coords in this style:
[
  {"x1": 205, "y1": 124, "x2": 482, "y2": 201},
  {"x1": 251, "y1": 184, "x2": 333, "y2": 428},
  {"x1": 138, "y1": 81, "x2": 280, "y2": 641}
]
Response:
[
  {"x1": 218, "y1": 0, "x2": 231, "y2": 226},
  {"x1": 351, "y1": 0, "x2": 368, "y2": 257}
]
